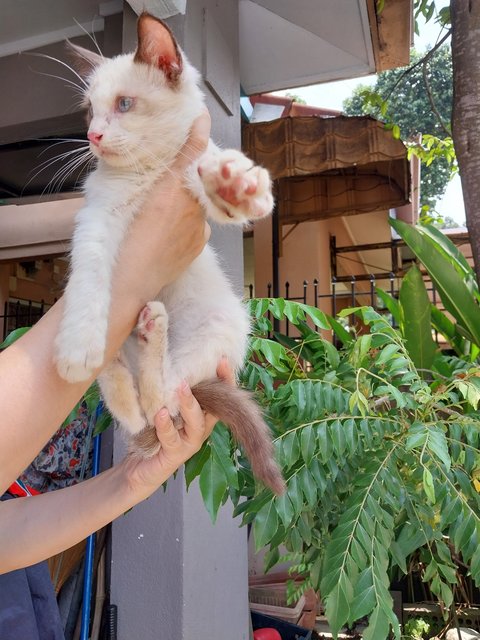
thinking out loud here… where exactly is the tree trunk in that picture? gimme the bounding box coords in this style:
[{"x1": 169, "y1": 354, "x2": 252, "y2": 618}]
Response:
[{"x1": 451, "y1": 0, "x2": 480, "y2": 283}]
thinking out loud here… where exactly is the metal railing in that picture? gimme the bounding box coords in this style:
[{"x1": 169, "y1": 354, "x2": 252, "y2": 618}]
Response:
[
  {"x1": 246, "y1": 275, "x2": 442, "y2": 337},
  {"x1": 1, "y1": 298, "x2": 55, "y2": 340},
  {"x1": 1, "y1": 274, "x2": 442, "y2": 342}
]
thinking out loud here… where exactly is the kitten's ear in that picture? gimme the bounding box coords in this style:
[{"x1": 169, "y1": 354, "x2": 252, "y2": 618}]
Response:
[
  {"x1": 134, "y1": 13, "x2": 183, "y2": 85},
  {"x1": 66, "y1": 41, "x2": 103, "y2": 78}
]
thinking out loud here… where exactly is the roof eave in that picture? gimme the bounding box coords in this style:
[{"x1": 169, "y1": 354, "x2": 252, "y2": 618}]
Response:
[{"x1": 367, "y1": 0, "x2": 413, "y2": 72}]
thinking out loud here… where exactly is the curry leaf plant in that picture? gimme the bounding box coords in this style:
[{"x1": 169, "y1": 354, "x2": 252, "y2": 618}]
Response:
[{"x1": 186, "y1": 299, "x2": 480, "y2": 640}]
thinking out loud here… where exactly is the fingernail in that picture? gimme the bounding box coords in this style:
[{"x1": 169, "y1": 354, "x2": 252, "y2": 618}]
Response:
[
  {"x1": 158, "y1": 408, "x2": 169, "y2": 419},
  {"x1": 180, "y1": 379, "x2": 191, "y2": 396}
]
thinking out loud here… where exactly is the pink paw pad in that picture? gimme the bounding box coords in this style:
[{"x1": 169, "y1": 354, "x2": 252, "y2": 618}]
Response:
[
  {"x1": 217, "y1": 164, "x2": 258, "y2": 207},
  {"x1": 137, "y1": 306, "x2": 157, "y2": 342}
]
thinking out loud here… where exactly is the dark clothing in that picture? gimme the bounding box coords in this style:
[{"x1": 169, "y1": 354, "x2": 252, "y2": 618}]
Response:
[
  {"x1": 0, "y1": 407, "x2": 90, "y2": 639},
  {"x1": 0, "y1": 493, "x2": 65, "y2": 640},
  {"x1": 0, "y1": 559, "x2": 65, "y2": 640}
]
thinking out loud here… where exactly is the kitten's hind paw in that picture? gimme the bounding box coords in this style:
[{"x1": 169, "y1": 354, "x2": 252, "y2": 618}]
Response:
[
  {"x1": 136, "y1": 301, "x2": 168, "y2": 344},
  {"x1": 198, "y1": 149, "x2": 273, "y2": 224}
]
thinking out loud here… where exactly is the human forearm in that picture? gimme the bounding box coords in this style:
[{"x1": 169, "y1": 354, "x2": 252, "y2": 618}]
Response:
[
  {"x1": 0, "y1": 461, "x2": 139, "y2": 573},
  {"x1": 0, "y1": 376, "x2": 220, "y2": 573}
]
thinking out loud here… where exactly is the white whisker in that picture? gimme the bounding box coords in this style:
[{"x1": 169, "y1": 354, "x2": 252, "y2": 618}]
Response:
[
  {"x1": 42, "y1": 156, "x2": 89, "y2": 194},
  {"x1": 27, "y1": 68, "x2": 85, "y2": 96},
  {"x1": 32, "y1": 146, "x2": 89, "y2": 176},
  {"x1": 44, "y1": 150, "x2": 92, "y2": 194},
  {"x1": 36, "y1": 140, "x2": 89, "y2": 159},
  {"x1": 26, "y1": 52, "x2": 88, "y2": 90},
  {"x1": 73, "y1": 18, "x2": 104, "y2": 58},
  {"x1": 24, "y1": 146, "x2": 92, "y2": 195}
]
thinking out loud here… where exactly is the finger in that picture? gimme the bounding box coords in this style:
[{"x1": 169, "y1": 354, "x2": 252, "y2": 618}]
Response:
[
  {"x1": 172, "y1": 109, "x2": 211, "y2": 172},
  {"x1": 204, "y1": 221, "x2": 211, "y2": 243},
  {"x1": 202, "y1": 359, "x2": 236, "y2": 431},
  {"x1": 154, "y1": 408, "x2": 181, "y2": 451},
  {"x1": 216, "y1": 357, "x2": 235, "y2": 385},
  {"x1": 177, "y1": 381, "x2": 210, "y2": 443}
]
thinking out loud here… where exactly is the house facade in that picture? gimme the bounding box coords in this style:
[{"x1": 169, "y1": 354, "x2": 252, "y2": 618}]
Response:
[{"x1": 0, "y1": 1, "x2": 412, "y2": 637}]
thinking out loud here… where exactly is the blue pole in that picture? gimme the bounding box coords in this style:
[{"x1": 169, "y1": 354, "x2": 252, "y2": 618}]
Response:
[{"x1": 80, "y1": 404, "x2": 103, "y2": 640}]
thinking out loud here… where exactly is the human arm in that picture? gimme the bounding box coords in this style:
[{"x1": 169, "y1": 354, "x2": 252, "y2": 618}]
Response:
[
  {"x1": 0, "y1": 111, "x2": 211, "y2": 492},
  {"x1": 0, "y1": 359, "x2": 232, "y2": 573}
]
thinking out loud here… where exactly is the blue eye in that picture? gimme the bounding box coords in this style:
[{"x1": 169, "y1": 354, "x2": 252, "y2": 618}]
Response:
[{"x1": 117, "y1": 97, "x2": 134, "y2": 112}]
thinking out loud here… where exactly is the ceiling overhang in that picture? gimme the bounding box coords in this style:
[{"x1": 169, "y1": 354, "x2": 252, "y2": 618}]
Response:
[
  {"x1": 242, "y1": 115, "x2": 411, "y2": 223},
  {"x1": 239, "y1": 0, "x2": 412, "y2": 95}
]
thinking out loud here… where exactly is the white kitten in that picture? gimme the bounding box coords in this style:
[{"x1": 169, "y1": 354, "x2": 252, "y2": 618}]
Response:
[{"x1": 54, "y1": 13, "x2": 284, "y2": 494}]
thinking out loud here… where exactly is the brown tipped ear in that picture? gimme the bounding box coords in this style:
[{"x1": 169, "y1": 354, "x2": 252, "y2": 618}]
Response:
[
  {"x1": 134, "y1": 13, "x2": 183, "y2": 85},
  {"x1": 66, "y1": 41, "x2": 103, "y2": 78}
]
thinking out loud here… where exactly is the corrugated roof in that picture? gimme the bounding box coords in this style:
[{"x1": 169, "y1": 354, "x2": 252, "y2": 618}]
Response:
[{"x1": 242, "y1": 115, "x2": 410, "y2": 223}]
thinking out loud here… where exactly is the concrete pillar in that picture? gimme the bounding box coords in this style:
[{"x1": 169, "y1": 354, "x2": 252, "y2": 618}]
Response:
[{"x1": 110, "y1": 3, "x2": 249, "y2": 638}]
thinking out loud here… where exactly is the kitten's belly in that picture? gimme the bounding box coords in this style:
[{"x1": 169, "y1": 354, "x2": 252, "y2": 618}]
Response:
[
  {"x1": 165, "y1": 300, "x2": 249, "y2": 386},
  {"x1": 159, "y1": 250, "x2": 250, "y2": 386}
]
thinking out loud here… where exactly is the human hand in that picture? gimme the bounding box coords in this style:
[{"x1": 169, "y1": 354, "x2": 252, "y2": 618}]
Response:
[
  {"x1": 121, "y1": 358, "x2": 234, "y2": 500},
  {"x1": 112, "y1": 109, "x2": 212, "y2": 305}
]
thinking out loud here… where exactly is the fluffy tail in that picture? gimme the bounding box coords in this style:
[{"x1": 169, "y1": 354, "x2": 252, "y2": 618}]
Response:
[{"x1": 192, "y1": 378, "x2": 285, "y2": 495}]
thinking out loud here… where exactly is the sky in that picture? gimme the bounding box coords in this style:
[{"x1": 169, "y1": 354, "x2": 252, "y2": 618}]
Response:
[{"x1": 273, "y1": 1, "x2": 466, "y2": 226}]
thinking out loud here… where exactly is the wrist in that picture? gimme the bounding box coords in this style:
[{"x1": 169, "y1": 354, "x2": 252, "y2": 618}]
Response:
[{"x1": 115, "y1": 454, "x2": 174, "y2": 506}]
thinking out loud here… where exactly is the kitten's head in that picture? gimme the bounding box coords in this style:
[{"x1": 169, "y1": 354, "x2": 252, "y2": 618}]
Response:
[{"x1": 69, "y1": 13, "x2": 203, "y2": 170}]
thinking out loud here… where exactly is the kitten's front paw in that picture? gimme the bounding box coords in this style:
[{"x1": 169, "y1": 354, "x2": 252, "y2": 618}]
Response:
[
  {"x1": 198, "y1": 150, "x2": 273, "y2": 224},
  {"x1": 55, "y1": 338, "x2": 106, "y2": 383}
]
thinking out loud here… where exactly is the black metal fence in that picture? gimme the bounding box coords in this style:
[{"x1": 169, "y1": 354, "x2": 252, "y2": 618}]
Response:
[
  {"x1": 1, "y1": 298, "x2": 55, "y2": 341},
  {"x1": 1, "y1": 275, "x2": 442, "y2": 342},
  {"x1": 246, "y1": 275, "x2": 442, "y2": 336}
]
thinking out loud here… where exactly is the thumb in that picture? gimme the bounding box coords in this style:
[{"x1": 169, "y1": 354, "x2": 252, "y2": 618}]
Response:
[{"x1": 172, "y1": 109, "x2": 211, "y2": 172}]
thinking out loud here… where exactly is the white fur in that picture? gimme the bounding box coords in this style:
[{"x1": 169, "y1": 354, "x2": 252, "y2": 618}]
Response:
[{"x1": 54, "y1": 32, "x2": 273, "y2": 441}]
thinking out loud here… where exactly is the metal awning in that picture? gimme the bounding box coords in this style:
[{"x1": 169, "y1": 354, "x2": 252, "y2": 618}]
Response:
[{"x1": 242, "y1": 115, "x2": 411, "y2": 224}]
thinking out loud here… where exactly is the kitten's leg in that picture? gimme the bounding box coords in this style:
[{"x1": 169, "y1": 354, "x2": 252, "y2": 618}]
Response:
[
  {"x1": 98, "y1": 357, "x2": 146, "y2": 435},
  {"x1": 136, "y1": 301, "x2": 179, "y2": 426},
  {"x1": 54, "y1": 202, "x2": 135, "y2": 382},
  {"x1": 187, "y1": 143, "x2": 273, "y2": 225},
  {"x1": 130, "y1": 301, "x2": 180, "y2": 458}
]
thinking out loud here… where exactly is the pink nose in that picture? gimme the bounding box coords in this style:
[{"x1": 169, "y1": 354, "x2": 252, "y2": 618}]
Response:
[{"x1": 87, "y1": 131, "x2": 103, "y2": 146}]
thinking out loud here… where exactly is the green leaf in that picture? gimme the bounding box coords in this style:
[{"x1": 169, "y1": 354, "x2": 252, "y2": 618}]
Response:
[
  {"x1": 287, "y1": 473, "x2": 304, "y2": 515},
  {"x1": 390, "y1": 541, "x2": 408, "y2": 574},
  {"x1": 0, "y1": 326, "x2": 30, "y2": 349},
  {"x1": 184, "y1": 442, "x2": 211, "y2": 488},
  {"x1": 328, "y1": 316, "x2": 354, "y2": 344},
  {"x1": 199, "y1": 454, "x2": 228, "y2": 523},
  {"x1": 330, "y1": 419, "x2": 346, "y2": 457},
  {"x1": 422, "y1": 467, "x2": 436, "y2": 504},
  {"x1": 299, "y1": 466, "x2": 317, "y2": 507},
  {"x1": 282, "y1": 431, "x2": 300, "y2": 467},
  {"x1": 426, "y1": 426, "x2": 451, "y2": 471},
  {"x1": 275, "y1": 492, "x2": 294, "y2": 529},
  {"x1": 349, "y1": 390, "x2": 369, "y2": 415},
  {"x1": 300, "y1": 424, "x2": 316, "y2": 465},
  {"x1": 375, "y1": 343, "x2": 400, "y2": 366},
  {"x1": 93, "y1": 408, "x2": 112, "y2": 435},
  {"x1": 254, "y1": 499, "x2": 279, "y2": 549},
  {"x1": 350, "y1": 568, "x2": 376, "y2": 622},
  {"x1": 299, "y1": 303, "x2": 331, "y2": 330},
  {"x1": 362, "y1": 604, "x2": 391, "y2": 640},
  {"x1": 316, "y1": 422, "x2": 332, "y2": 463},
  {"x1": 399, "y1": 264, "x2": 437, "y2": 372},
  {"x1": 375, "y1": 288, "x2": 401, "y2": 325},
  {"x1": 405, "y1": 422, "x2": 428, "y2": 450},
  {"x1": 390, "y1": 218, "x2": 480, "y2": 348},
  {"x1": 210, "y1": 426, "x2": 239, "y2": 489},
  {"x1": 325, "y1": 573, "x2": 353, "y2": 637}
]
